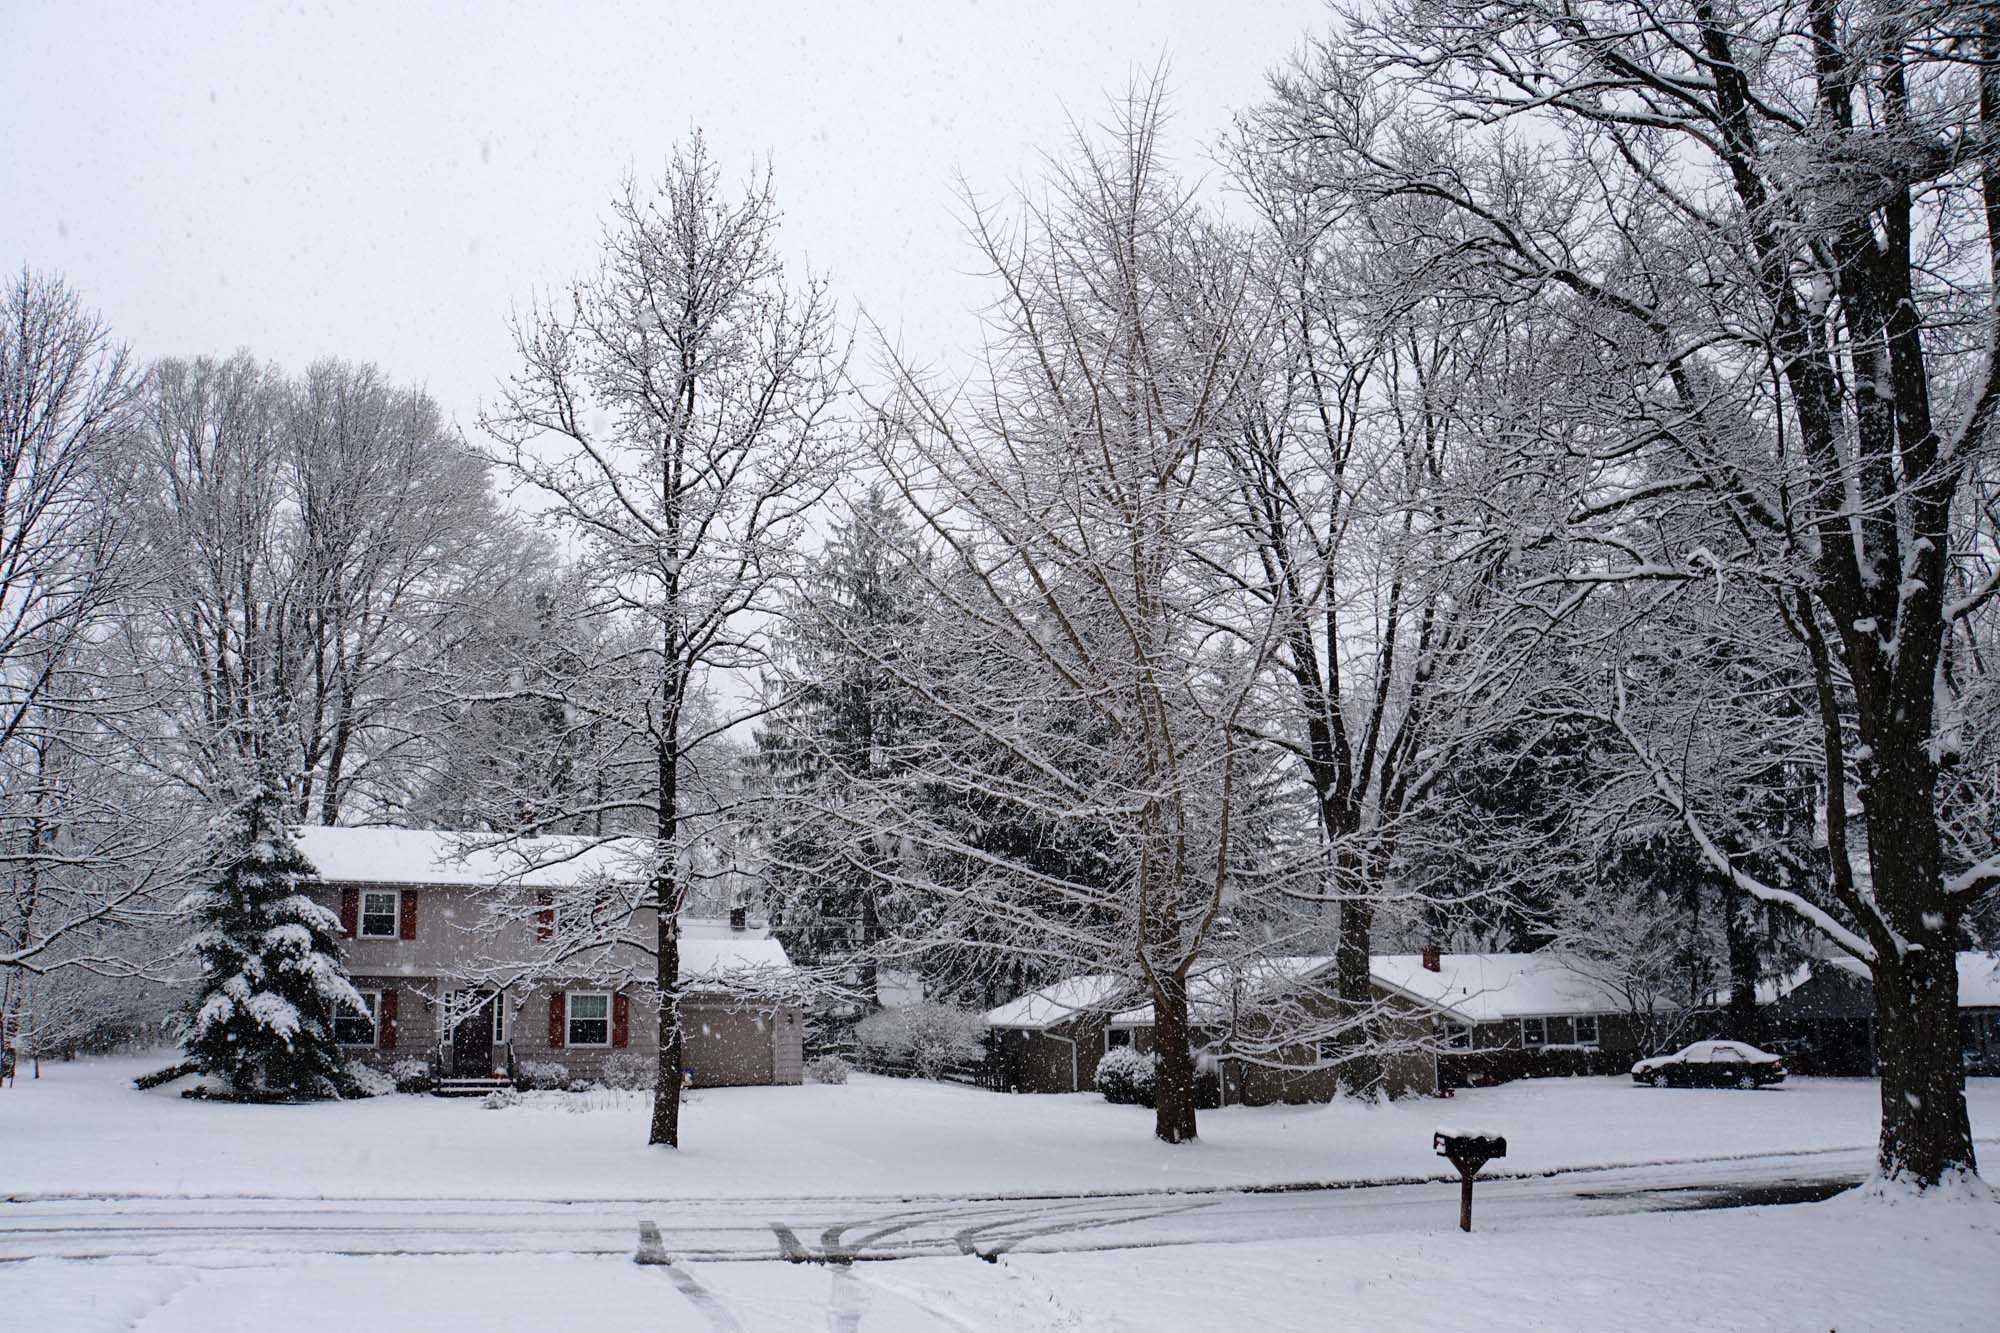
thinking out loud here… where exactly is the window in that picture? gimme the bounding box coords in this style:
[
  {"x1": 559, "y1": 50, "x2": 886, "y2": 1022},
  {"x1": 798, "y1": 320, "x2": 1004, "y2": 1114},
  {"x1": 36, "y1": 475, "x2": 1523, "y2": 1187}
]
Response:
[
  {"x1": 492, "y1": 996, "x2": 507, "y2": 1043},
  {"x1": 335, "y1": 991, "x2": 380, "y2": 1046},
  {"x1": 1573, "y1": 1014, "x2": 1600, "y2": 1047},
  {"x1": 359, "y1": 890, "x2": 399, "y2": 938},
  {"x1": 567, "y1": 992, "x2": 610, "y2": 1046},
  {"x1": 1105, "y1": 1028, "x2": 1132, "y2": 1050},
  {"x1": 1520, "y1": 1016, "x2": 1547, "y2": 1048},
  {"x1": 1444, "y1": 1023, "x2": 1472, "y2": 1051}
]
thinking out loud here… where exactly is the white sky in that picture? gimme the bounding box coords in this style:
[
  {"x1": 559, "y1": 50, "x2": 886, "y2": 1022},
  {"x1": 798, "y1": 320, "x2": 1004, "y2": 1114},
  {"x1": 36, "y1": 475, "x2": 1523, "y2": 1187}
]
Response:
[{"x1": 5, "y1": 0, "x2": 1328, "y2": 437}]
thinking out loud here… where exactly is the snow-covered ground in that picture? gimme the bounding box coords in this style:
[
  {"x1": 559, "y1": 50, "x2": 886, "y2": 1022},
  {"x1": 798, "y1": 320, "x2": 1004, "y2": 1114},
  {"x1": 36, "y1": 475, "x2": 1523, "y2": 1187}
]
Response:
[
  {"x1": 5, "y1": 1195, "x2": 1998, "y2": 1332},
  {"x1": 5, "y1": 1056, "x2": 2000, "y2": 1329},
  {"x1": 7, "y1": 1053, "x2": 1997, "y2": 1200}
]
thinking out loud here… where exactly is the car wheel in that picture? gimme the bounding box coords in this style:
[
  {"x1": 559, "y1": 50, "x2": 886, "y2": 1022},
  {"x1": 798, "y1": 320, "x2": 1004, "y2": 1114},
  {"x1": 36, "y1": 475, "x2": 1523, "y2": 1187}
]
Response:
[{"x1": 1736, "y1": 1072, "x2": 1757, "y2": 1090}]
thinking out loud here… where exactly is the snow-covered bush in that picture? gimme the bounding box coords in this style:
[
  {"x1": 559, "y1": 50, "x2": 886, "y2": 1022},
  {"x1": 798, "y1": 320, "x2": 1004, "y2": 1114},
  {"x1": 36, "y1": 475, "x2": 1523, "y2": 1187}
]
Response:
[
  {"x1": 516, "y1": 1060, "x2": 570, "y2": 1091},
  {"x1": 1096, "y1": 1047, "x2": 1157, "y2": 1106},
  {"x1": 343, "y1": 1062, "x2": 393, "y2": 1098},
  {"x1": 390, "y1": 1059, "x2": 434, "y2": 1094},
  {"x1": 482, "y1": 1088, "x2": 522, "y2": 1110},
  {"x1": 805, "y1": 1054, "x2": 850, "y2": 1085},
  {"x1": 600, "y1": 1053, "x2": 654, "y2": 1091},
  {"x1": 854, "y1": 1004, "x2": 987, "y2": 1078}
]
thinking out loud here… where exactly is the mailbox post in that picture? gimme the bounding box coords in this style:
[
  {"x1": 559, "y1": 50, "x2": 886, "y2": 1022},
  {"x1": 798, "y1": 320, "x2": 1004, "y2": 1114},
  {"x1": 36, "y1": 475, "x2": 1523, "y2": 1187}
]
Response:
[{"x1": 1433, "y1": 1130, "x2": 1506, "y2": 1233}]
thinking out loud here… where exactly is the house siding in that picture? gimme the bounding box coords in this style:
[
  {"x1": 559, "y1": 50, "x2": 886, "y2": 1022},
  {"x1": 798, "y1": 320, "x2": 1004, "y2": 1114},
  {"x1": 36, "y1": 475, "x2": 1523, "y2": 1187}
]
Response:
[{"x1": 306, "y1": 879, "x2": 800, "y2": 1087}]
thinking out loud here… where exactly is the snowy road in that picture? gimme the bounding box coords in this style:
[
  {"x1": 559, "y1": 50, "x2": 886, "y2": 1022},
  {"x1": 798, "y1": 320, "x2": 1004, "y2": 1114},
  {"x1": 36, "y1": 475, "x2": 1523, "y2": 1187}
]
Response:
[{"x1": 0, "y1": 1147, "x2": 1876, "y2": 1266}]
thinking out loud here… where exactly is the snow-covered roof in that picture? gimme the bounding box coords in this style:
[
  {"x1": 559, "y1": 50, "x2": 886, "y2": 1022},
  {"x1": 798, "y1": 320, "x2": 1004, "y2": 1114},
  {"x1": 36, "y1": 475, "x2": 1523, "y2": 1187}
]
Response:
[
  {"x1": 1107, "y1": 957, "x2": 1341, "y2": 1027},
  {"x1": 679, "y1": 935, "x2": 796, "y2": 986},
  {"x1": 984, "y1": 975, "x2": 1134, "y2": 1030},
  {"x1": 1369, "y1": 953, "x2": 1641, "y2": 1022},
  {"x1": 1814, "y1": 952, "x2": 2000, "y2": 1009},
  {"x1": 294, "y1": 825, "x2": 649, "y2": 890},
  {"x1": 1960, "y1": 952, "x2": 2000, "y2": 1007}
]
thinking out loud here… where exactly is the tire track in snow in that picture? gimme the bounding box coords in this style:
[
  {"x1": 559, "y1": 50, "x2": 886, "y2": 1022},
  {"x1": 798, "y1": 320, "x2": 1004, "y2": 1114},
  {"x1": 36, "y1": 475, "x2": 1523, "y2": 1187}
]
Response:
[{"x1": 636, "y1": 1220, "x2": 745, "y2": 1333}]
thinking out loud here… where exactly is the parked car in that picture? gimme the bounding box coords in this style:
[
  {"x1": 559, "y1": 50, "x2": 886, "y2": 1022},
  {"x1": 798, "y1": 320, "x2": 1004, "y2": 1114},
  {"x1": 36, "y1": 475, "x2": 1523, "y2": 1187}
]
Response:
[{"x1": 1632, "y1": 1041, "x2": 1787, "y2": 1089}]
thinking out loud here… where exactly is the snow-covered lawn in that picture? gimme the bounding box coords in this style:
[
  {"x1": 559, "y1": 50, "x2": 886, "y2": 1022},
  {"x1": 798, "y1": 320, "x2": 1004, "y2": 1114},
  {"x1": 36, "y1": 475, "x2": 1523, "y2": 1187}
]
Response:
[
  {"x1": 6, "y1": 1053, "x2": 1998, "y2": 1200},
  {"x1": 6, "y1": 1193, "x2": 1998, "y2": 1332}
]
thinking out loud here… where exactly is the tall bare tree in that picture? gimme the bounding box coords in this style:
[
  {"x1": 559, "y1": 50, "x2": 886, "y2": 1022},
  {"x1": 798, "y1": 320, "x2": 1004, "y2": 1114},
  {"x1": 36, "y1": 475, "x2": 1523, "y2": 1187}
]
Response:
[
  {"x1": 481, "y1": 135, "x2": 847, "y2": 1147},
  {"x1": 873, "y1": 84, "x2": 1280, "y2": 1142}
]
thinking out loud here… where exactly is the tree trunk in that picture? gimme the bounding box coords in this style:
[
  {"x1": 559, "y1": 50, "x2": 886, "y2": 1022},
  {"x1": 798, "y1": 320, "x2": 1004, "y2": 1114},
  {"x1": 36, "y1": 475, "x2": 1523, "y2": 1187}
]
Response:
[
  {"x1": 1151, "y1": 971, "x2": 1198, "y2": 1144},
  {"x1": 649, "y1": 907, "x2": 683, "y2": 1147},
  {"x1": 1873, "y1": 945, "x2": 1977, "y2": 1186},
  {"x1": 1334, "y1": 894, "x2": 1382, "y2": 1097},
  {"x1": 1722, "y1": 882, "x2": 1761, "y2": 1044}
]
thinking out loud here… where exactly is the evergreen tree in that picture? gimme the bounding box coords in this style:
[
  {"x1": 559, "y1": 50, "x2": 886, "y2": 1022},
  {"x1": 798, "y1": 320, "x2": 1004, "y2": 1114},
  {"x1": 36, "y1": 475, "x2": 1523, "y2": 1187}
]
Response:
[
  {"x1": 183, "y1": 778, "x2": 362, "y2": 1099},
  {"x1": 761, "y1": 486, "x2": 930, "y2": 1014}
]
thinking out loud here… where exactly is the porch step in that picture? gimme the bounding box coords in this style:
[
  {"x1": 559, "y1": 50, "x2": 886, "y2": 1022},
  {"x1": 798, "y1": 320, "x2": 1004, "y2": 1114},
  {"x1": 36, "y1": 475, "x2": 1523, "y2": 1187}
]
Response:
[{"x1": 431, "y1": 1076, "x2": 512, "y2": 1098}]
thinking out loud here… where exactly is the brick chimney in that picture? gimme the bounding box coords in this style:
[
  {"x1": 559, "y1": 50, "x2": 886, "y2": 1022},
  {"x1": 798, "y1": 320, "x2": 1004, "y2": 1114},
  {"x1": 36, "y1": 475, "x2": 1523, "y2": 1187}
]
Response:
[
  {"x1": 729, "y1": 906, "x2": 747, "y2": 932},
  {"x1": 1422, "y1": 943, "x2": 1441, "y2": 972}
]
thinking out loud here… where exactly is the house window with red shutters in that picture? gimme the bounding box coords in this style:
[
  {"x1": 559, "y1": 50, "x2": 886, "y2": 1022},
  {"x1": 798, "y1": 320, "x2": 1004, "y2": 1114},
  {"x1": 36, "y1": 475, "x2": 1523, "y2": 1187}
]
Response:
[
  {"x1": 335, "y1": 991, "x2": 381, "y2": 1046},
  {"x1": 358, "y1": 891, "x2": 399, "y2": 938},
  {"x1": 566, "y1": 991, "x2": 611, "y2": 1047}
]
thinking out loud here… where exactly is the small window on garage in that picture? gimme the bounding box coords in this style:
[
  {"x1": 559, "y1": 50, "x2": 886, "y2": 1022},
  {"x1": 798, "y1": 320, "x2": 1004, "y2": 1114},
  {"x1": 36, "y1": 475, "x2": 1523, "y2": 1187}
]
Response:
[
  {"x1": 335, "y1": 991, "x2": 380, "y2": 1046},
  {"x1": 1520, "y1": 1016, "x2": 1547, "y2": 1048},
  {"x1": 567, "y1": 991, "x2": 610, "y2": 1047},
  {"x1": 359, "y1": 890, "x2": 399, "y2": 938},
  {"x1": 1106, "y1": 1028, "x2": 1132, "y2": 1050},
  {"x1": 1573, "y1": 1014, "x2": 1600, "y2": 1047}
]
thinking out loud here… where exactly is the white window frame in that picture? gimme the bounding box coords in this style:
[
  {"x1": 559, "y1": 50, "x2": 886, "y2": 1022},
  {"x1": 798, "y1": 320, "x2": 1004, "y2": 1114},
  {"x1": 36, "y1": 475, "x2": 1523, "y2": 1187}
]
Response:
[
  {"x1": 1520, "y1": 1016, "x2": 1547, "y2": 1048},
  {"x1": 492, "y1": 994, "x2": 507, "y2": 1043},
  {"x1": 1573, "y1": 1014, "x2": 1600, "y2": 1047},
  {"x1": 359, "y1": 890, "x2": 400, "y2": 938},
  {"x1": 336, "y1": 990, "x2": 381, "y2": 1047},
  {"x1": 567, "y1": 990, "x2": 611, "y2": 1047},
  {"x1": 1105, "y1": 1027, "x2": 1133, "y2": 1051},
  {"x1": 1444, "y1": 1023, "x2": 1472, "y2": 1051}
]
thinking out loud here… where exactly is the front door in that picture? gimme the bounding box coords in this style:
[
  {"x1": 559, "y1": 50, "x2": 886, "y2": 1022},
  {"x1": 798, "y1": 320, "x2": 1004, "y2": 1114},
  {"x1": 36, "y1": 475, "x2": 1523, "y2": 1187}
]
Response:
[{"x1": 451, "y1": 991, "x2": 497, "y2": 1076}]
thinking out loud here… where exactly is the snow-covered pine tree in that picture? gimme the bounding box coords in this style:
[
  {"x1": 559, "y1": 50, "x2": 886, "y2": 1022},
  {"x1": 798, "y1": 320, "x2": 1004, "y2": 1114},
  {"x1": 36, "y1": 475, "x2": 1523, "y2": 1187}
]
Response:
[{"x1": 183, "y1": 778, "x2": 362, "y2": 1099}]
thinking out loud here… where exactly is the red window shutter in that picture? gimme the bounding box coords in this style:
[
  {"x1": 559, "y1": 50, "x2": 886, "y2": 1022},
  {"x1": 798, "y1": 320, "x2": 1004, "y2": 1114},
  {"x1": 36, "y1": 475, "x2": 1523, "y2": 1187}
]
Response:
[
  {"x1": 399, "y1": 890, "x2": 418, "y2": 940},
  {"x1": 534, "y1": 890, "x2": 554, "y2": 941},
  {"x1": 340, "y1": 889, "x2": 358, "y2": 937},
  {"x1": 548, "y1": 991, "x2": 565, "y2": 1048},
  {"x1": 380, "y1": 990, "x2": 399, "y2": 1050},
  {"x1": 613, "y1": 993, "x2": 630, "y2": 1048}
]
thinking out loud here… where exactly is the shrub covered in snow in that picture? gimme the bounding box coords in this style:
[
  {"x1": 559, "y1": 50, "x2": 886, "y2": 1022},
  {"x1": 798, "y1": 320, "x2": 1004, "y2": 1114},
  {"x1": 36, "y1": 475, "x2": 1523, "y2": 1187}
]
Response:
[
  {"x1": 482, "y1": 1088, "x2": 522, "y2": 1110},
  {"x1": 390, "y1": 1059, "x2": 434, "y2": 1094},
  {"x1": 805, "y1": 1054, "x2": 850, "y2": 1085},
  {"x1": 600, "y1": 1053, "x2": 655, "y2": 1091},
  {"x1": 515, "y1": 1060, "x2": 570, "y2": 1091},
  {"x1": 854, "y1": 1004, "x2": 987, "y2": 1078},
  {"x1": 343, "y1": 1062, "x2": 394, "y2": 1097},
  {"x1": 1096, "y1": 1046, "x2": 1157, "y2": 1106}
]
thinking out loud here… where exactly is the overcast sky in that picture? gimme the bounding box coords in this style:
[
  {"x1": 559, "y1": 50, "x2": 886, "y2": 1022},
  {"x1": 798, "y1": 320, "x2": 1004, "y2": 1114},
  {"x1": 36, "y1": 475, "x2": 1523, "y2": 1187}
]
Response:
[{"x1": 5, "y1": 0, "x2": 1328, "y2": 437}]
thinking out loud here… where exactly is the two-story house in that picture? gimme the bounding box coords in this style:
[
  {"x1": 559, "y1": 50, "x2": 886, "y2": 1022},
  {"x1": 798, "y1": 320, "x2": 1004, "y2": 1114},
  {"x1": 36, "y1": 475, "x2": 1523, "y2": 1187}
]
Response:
[{"x1": 295, "y1": 825, "x2": 804, "y2": 1088}]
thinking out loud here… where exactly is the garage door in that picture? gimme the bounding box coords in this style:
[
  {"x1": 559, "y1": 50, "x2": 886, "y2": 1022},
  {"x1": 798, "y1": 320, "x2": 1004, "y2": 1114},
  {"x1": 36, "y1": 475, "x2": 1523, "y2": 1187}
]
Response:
[{"x1": 682, "y1": 1004, "x2": 775, "y2": 1086}]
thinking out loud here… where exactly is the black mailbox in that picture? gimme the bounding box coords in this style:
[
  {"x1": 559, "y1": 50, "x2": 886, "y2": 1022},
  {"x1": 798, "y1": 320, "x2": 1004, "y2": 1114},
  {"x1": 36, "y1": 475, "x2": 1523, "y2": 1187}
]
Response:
[{"x1": 1434, "y1": 1130, "x2": 1506, "y2": 1232}]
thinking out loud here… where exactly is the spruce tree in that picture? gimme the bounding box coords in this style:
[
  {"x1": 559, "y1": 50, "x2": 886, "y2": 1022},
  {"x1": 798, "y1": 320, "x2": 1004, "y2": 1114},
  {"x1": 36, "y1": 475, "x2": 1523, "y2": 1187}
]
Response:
[
  {"x1": 761, "y1": 486, "x2": 930, "y2": 1018},
  {"x1": 183, "y1": 778, "x2": 362, "y2": 1099}
]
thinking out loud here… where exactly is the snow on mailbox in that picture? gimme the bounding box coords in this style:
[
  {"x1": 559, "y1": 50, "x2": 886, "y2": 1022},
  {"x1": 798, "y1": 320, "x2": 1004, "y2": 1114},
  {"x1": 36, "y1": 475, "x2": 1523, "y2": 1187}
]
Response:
[{"x1": 1434, "y1": 1127, "x2": 1507, "y2": 1233}]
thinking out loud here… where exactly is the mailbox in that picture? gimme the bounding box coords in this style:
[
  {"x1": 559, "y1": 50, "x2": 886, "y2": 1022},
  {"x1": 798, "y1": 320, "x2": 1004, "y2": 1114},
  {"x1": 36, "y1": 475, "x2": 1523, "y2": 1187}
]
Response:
[{"x1": 1434, "y1": 1129, "x2": 1506, "y2": 1232}]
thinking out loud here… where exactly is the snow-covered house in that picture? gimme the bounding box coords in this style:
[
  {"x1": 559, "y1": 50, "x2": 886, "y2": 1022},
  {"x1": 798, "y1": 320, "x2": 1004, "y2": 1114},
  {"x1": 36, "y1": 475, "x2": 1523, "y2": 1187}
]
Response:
[
  {"x1": 295, "y1": 825, "x2": 804, "y2": 1088},
  {"x1": 1371, "y1": 950, "x2": 1663, "y2": 1070},
  {"x1": 1757, "y1": 951, "x2": 2000, "y2": 1075},
  {"x1": 984, "y1": 960, "x2": 1442, "y2": 1101}
]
